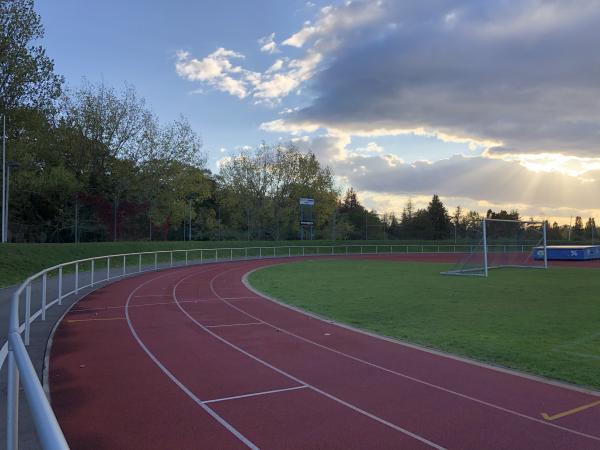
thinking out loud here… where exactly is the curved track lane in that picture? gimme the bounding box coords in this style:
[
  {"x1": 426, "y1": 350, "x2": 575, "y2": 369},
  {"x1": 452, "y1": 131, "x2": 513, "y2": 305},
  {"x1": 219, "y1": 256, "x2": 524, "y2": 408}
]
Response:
[{"x1": 49, "y1": 255, "x2": 600, "y2": 449}]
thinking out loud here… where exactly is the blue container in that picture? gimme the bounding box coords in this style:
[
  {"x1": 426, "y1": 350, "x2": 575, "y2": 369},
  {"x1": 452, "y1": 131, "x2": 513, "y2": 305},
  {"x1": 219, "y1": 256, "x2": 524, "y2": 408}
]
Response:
[{"x1": 534, "y1": 245, "x2": 600, "y2": 261}]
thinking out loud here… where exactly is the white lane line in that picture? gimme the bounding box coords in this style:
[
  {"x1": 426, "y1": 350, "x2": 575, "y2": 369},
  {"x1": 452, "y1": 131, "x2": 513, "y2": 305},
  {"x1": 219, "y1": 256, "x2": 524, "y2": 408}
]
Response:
[
  {"x1": 204, "y1": 386, "x2": 308, "y2": 404},
  {"x1": 173, "y1": 273, "x2": 446, "y2": 450},
  {"x1": 206, "y1": 322, "x2": 264, "y2": 329},
  {"x1": 223, "y1": 296, "x2": 261, "y2": 300},
  {"x1": 72, "y1": 298, "x2": 217, "y2": 313},
  {"x1": 208, "y1": 267, "x2": 600, "y2": 443},
  {"x1": 124, "y1": 268, "x2": 259, "y2": 450}
]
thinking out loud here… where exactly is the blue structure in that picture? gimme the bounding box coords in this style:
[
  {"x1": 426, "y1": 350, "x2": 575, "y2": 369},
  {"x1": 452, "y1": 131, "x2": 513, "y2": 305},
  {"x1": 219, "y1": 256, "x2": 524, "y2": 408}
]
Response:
[{"x1": 534, "y1": 245, "x2": 600, "y2": 261}]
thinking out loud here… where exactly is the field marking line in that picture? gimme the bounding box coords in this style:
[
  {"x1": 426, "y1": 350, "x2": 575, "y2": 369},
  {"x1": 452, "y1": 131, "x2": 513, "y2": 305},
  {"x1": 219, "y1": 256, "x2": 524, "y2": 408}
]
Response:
[
  {"x1": 173, "y1": 271, "x2": 447, "y2": 450},
  {"x1": 208, "y1": 265, "x2": 600, "y2": 443},
  {"x1": 206, "y1": 322, "x2": 264, "y2": 329},
  {"x1": 123, "y1": 267, "x2": 260, "y2": 450},
  {"x1": 66, "y1": 317, "x2": 125, "y2": 323},
  {"x1": 204, "y1": 386, "x2": 308, "y2": 404},
  {"x1": 542, "y1": 400, "x2": 600, "y2": 421}
]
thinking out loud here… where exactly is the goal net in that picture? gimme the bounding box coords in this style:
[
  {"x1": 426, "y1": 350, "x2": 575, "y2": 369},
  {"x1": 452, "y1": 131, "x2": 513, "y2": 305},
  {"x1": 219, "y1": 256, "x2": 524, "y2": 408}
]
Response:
[{"x1": 441, "y1": 219, "x2": 548, "y2": 277}]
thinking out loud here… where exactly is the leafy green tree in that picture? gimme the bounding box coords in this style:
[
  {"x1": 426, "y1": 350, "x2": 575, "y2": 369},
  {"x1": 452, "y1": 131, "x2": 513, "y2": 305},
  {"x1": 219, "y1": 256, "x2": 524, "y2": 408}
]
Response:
[{"x1": 0, "y1": 0, "x2": 63, "y2": 112}]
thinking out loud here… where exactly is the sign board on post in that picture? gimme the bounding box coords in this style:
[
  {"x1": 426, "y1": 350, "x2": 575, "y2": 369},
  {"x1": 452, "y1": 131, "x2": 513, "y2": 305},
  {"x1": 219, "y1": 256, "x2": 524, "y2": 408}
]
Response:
[
  {"x1": 299, "y1": 198, "x2": 315, "y2": 206},
  {"x1": 299, "y1": 198, "x2": 315, "y2": 239}
]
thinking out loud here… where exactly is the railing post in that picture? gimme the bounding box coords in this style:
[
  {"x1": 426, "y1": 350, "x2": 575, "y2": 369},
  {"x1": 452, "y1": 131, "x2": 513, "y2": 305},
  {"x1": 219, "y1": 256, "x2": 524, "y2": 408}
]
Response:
[
  {"x1": 75, "y1": 262, "x2": 79, "y2": 294},
  {"x1": 90, "y1": 259, "x2": 95, "y2": 287},
  {"x1": 123, "y1": 255, "x2": 126, "y2": 276},
  {"x1": 107, "y1": 257, "x2": 111, "y2": 280},
  {"x1": 346, "y1": 246, "x2": 348, "y2": 255},
  {"x1": 245, "y1": 248, "x2": 248, "y2": 259},
  {"x1": 302, "y1": 247, "x2": 305, "y2": 256},
  {"x1": 273, "y1": 247, "x2": 276, "y2": 257},
  {"x1": 375, "y1": 246, "x2": 378, "y2": 254},
  {"x1": 7, "y1": 348, "x2": 19, "y2": 450},
  {"x1": 331, "y1": 246, "x2": 334, "y2": 255},
  {"x1": 201, "y1": 250, "x2": 203, "y2": 264},
  {"x1": 58, "y1": 266, "x2": 63, "y2": 305},
  {"x1": 259, "y1": 248, "x2": 262, "y2": 258},
  {"x1": 186, "y1": 250, "x2": 189, "y2": 266},
  {"x1": 289, "y1": 247, "x2": 291, "y2": 257},
  {"x1": 437, "y1": 245, "x2": 440, "y2": 252},
  {"x1": 154, "y1": 253, "x2": 158, "y2": 270},
  {"x1": 231, "y1": 248, "x2": 233, "y2": 261},
  {"x1": 360, "y1": 246, "x2": 363, "y2": 254},
  {"x1": 42, "y1": 273, "x2": 47, "y2": 321},
  {"x1": 139, "y1": 254, "x2": 142, "y2": 272},
  {"x1": 25, "y1": 283, "x2": 31, "y2": 345},
  {"x1": 170, "y1": 252, "x2": 173, "y2": 267}
]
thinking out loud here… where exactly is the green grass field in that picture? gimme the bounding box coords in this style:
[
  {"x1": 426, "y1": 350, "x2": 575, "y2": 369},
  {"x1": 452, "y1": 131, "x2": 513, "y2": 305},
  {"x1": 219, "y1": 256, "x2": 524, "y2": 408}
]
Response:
[{"x1": 249, "y1": 259, "x2": 600, "y2": 390}]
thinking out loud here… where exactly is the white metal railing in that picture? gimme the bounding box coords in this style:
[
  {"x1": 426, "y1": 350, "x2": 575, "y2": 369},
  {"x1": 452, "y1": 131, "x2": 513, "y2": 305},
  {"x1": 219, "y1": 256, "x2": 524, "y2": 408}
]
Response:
[{"x1": 2, "y1": 242, "x2": 538, "y2": 449}]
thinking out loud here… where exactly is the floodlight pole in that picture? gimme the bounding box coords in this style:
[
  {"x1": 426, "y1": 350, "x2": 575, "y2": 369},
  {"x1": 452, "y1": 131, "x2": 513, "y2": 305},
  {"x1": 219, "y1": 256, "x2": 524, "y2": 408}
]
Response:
[
  {"x1": 482, "y1": 218, "x2": 488, "y2": 277},
  {"x1": 2, "y1": 114, "x2": 6, "y2": 243}
]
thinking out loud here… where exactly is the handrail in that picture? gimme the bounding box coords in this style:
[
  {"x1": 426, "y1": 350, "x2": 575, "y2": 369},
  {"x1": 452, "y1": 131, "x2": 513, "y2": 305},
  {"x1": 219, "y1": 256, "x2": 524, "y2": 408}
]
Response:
[{"x1": 2, "y1": 242, "x2": 540, "y2": 449}]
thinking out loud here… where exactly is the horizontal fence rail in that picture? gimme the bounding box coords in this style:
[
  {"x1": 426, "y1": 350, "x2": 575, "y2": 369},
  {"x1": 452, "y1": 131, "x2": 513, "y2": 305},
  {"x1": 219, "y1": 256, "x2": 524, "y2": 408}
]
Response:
[{"x1": 1, "y1": 242, "x2": 540, "y2": 449}]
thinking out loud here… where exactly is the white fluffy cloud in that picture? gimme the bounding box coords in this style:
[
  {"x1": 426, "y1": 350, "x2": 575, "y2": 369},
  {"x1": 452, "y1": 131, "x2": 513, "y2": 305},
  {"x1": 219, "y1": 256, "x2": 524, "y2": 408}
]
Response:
[{"x1": 258, "y1": 33, "x2": 279, "y2": 54}]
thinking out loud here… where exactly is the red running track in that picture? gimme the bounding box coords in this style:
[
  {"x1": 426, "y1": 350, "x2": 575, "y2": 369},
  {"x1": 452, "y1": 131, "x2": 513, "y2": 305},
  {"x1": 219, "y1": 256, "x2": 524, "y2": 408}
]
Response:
[{"x1": 49, "y1": 255, "x2": 600, "y2": 449}]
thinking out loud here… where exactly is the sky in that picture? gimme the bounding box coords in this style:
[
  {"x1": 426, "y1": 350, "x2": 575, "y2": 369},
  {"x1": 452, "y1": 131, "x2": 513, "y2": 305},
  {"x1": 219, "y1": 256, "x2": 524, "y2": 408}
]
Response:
[{"x1": 37, "y1": 0, "x2": 600, "y2": 224}]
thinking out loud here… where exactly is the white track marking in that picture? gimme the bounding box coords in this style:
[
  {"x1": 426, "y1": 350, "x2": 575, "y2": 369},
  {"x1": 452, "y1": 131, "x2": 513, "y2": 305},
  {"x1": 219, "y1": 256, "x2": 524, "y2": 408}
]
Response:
[
  {"x1": 173, "y1": 272, "x2": 446, "y2": 450},
  {"x1": 206, "y1": 266, "x2": 600, "y2": 443},
  {"x1": 123, "y1": 268, "x2": 259, "y2": 450},
  {"x1": 72, "y1": 298, "x2": 217, "y2": 313},
  {"x1": 204, "y1": 386, "x2": 308, "y2": 404},
  {"x1": 206, "y1": 322, "x2": 264, "y2": 329},
  {"x1": 222, "y1": 296, "x2": 262, "y2": 300}
]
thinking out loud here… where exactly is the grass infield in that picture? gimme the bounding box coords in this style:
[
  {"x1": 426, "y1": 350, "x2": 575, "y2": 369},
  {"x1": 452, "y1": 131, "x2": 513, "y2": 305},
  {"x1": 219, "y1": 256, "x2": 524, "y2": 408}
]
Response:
[{"x1": 249, "y1": 259, "x2": 600, "y2": 390}]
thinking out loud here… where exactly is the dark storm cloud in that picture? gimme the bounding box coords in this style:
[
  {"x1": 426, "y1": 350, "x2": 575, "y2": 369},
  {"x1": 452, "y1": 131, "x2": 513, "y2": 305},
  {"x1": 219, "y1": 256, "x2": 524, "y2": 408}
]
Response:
[{"x1": 290, "y1": 0, "x2": 600, "y2": 157}]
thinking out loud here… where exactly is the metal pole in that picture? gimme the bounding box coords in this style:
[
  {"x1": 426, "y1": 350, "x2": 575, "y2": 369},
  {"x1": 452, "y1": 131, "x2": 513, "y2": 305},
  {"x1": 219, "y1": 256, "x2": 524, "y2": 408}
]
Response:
[
  {"x1": 543, "y1": 221, "x2": 548, "y2": 270},
  {"x1": 189, "y1": 199, "x2": 192, "y2": 241},
  {"x1": 75, "y1": 262, "x2": 79, "y2": 294},
  {"x1": 7, "y1": 349, "x2": 19, "y2": 450},
  {"x1": 25, "y1": 283, "x2": 31, "y2": 345},
  {"x1": 91, "y1": 260, "x2": 95, "y2": 286},
  {"x1": 139, "y1": 254, "x2": 142, "y2": 272},
  {"x1": 483, "y1": 219, "x2": 489, "y2": 277},
  {"x1": 2, "y1": 114, "x2": 6, "y2": 243},
  {"x1": 122, "y1": 255, "x2": 126, "y2": 276},
  {"x1": 74, "y1": 192, "x2": 78, "y2": 243},
  {"x1": 42, "y1": 273, "x2": 47, "y2": 320},
  {"x1": 58, "y1": 266, "x2": 63, "y2": 305},
  {"x1": 5, "y1": 163, "x2": 10, "y2": 241}
]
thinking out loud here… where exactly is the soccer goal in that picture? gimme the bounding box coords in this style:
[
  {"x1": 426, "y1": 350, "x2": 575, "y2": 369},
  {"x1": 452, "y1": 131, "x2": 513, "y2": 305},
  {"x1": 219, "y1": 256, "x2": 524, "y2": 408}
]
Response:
[{"x1": 441, "y1": 218, "x2": 548, "y2": 277}]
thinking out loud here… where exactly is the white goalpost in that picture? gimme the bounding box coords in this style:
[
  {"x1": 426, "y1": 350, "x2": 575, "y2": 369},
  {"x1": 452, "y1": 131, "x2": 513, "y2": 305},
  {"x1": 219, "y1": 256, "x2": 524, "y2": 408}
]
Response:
[{"x1": 442, "y1": 218, "x2": 548, "y2": 277}]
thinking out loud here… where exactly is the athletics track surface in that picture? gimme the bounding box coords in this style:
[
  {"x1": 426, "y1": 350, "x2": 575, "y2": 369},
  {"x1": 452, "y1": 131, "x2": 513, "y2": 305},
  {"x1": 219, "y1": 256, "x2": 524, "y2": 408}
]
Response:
[{"x1": 49, "y1": 254, "x2": 600, "y2": 449}]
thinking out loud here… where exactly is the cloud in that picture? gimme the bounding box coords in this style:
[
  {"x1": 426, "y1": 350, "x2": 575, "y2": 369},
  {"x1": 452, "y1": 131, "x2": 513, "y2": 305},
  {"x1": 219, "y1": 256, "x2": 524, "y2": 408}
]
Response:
[
  {"x1": 258, "y1": 33, "x2": 279, "y2": 54},
  {"x1": 275, "y1": 0, "x2": 600, "y2": 159},
  {"x1": 290, "y1": 132, "x2": 600, "y2": 218},
  {"x1": 175, "y1": 48, "x2": 253, "y2": 98}
]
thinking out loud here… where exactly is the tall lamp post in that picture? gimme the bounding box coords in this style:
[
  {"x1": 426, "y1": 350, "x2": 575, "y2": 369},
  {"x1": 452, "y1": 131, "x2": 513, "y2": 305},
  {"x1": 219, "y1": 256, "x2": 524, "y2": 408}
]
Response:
[
  {"x1": 4, "y1": 161, "x2": 20, "y2": 241},
  {"x1": 2, "y1": 114, "x2": 6, "y2": 243}
]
